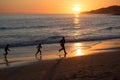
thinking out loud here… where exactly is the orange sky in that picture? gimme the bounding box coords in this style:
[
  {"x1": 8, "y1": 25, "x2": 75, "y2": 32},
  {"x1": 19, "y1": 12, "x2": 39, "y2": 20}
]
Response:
[{"x1": 0, "y1": 0, "x2": 120, "y2": 14}]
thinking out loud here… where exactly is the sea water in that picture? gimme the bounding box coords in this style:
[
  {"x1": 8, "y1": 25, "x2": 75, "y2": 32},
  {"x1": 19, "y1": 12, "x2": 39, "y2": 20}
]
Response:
[
  {"x1": 0, "y1": 14, "x2": 120, "y2": 48},
  {"x1": 0, "y1": 14, "x2": 120, "y2": 68}
]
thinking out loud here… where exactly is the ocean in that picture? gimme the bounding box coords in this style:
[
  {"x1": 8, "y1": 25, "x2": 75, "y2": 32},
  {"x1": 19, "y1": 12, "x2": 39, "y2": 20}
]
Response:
[
  {"x1": 0, "y1": 14, "x2": 120, "y2": 48},
  {"x1": 0, "y1": 14, "x2": 120, "y2": 68}
]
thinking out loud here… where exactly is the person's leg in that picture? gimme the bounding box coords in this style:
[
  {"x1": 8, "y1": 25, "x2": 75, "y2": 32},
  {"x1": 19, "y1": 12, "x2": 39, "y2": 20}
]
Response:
[
  {"x1": 39, "y1": 50, "x2": 42, "y2": 55},
  {"x1": 35, "y1": 50, "x2": 39, "y2": 56},
  {"x1": 63, "y1": 48, "x2": 67, "y2": 58},
  {"x1": 59, "y1": 44, "x2": 63, "y2": 52},
  {"x1": 4, "y1": 51, "x2": 8, "y2": 59},
  {"x1": 4, "y1": 55, "x2": 7, "y2": 59},
  {"x1": 59, "y1": 48, "x2": 64, "y2": 52}
]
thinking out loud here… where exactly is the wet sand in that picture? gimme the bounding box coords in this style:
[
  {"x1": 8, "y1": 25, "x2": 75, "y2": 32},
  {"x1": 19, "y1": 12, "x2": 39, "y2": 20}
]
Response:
[{"x1": 0, "y1": 39, "x2": 120, "y2": 80}]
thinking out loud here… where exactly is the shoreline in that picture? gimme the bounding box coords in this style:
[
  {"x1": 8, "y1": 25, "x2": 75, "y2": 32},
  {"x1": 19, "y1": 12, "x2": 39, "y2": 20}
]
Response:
[
  {"x1": 0, "y1": 39, "x2": 120, "y2": 69},
  {"x1": 0, "y1": 39, "x2": 120, "y2": 80}
]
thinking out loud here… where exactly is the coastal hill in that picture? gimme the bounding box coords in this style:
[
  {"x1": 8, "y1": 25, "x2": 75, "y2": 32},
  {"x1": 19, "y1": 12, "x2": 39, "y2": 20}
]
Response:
[{"x1": 81, "y1": 5, "x2": 120, "y2": 15}]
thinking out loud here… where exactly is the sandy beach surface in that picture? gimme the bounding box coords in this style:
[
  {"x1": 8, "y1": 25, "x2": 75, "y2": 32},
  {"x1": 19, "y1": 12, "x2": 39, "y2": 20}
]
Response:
[{"x1": 0, "y1": 39, "x2": 120, "y2": 80}]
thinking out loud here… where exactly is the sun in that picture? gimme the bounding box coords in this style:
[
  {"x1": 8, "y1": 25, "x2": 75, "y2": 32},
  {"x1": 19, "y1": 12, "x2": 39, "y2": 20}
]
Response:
[{"x1": 73, "y1": 4, "x2": 81, "y2": 12}]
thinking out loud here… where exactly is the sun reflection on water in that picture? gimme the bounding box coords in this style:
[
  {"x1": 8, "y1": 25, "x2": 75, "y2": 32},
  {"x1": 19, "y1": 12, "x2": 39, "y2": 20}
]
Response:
[
  {"x1": 74, "y1": 14, "x2": 80, "y2": 25},
  {"x1": 75, "y1": 14, "x2": 79, "y2": 18},
  {"x1": 74, "y1": 17, "x2": 79, "y2": 25},
  {"x1": 73, "y1": 14, "x2": 81, "y2": 37}
]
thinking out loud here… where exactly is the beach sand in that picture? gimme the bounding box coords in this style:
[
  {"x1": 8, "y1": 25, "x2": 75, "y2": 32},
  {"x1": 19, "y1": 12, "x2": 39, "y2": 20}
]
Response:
[{"x1": 0, "y1": 39, "x2": 120, "y2": 80}]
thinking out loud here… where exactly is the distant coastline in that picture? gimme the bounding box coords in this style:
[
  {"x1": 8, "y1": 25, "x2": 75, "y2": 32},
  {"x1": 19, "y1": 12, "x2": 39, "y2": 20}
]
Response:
[{"x1": 81, "y1": 5, "x2": 120, "y2": 15}]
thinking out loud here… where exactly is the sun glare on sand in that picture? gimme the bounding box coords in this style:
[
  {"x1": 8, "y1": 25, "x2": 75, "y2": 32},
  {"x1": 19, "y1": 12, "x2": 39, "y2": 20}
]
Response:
[{"x1": 74, "y1": 43, "x2": 84, "y2": 56}]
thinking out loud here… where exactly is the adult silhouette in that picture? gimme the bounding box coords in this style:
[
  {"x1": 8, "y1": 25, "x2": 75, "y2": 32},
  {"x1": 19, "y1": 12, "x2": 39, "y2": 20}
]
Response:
[{"x1": 59, "y1": 37, "x2": 67, "y2": 57}]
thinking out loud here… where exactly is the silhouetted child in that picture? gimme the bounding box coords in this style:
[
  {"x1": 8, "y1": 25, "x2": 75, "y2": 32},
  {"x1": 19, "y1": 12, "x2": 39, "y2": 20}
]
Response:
[
  {"x1": 4, "y1": 44, "x2": 10, "y2": 59},
  {"x1": 59, "y1": 37, "x2": 67, "y2": 57},
  {"x1": 35, "y1": 43, "x2": 42, "y2": 57}
]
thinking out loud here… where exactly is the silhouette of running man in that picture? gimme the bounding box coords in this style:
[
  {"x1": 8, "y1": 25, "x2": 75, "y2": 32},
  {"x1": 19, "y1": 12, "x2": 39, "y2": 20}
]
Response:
[
  {"x1": 35, "y1": 43, "x2": 42, "y2": 57},
  {"x1": 59, "y1": 37, "x2": 67, "y2": 57},
  {"x1": 4, "y1": 44, "x2": 10, "y2": 59}
]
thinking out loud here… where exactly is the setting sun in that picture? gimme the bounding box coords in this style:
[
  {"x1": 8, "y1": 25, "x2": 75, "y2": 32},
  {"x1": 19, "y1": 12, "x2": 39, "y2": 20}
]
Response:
[{"x1": 73, "y1": 4, "x2": 81, "y2": 12}]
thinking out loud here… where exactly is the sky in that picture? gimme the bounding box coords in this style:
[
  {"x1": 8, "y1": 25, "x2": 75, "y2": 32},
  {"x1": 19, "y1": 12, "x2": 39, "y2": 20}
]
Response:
[{"x1": 0, "y1": 0, "x2": 120, "y2": 14}]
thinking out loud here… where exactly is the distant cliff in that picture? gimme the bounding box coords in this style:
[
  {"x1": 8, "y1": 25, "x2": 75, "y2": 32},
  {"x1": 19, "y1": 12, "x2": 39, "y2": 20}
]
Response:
[{"x1": 81, "y1": 5, "x2": 120, "y2": 15}]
